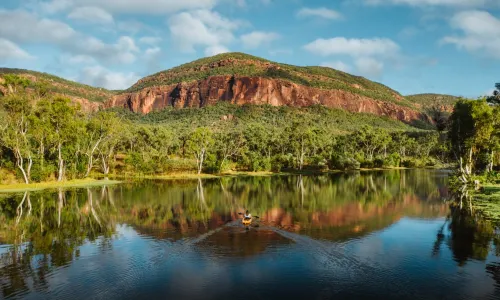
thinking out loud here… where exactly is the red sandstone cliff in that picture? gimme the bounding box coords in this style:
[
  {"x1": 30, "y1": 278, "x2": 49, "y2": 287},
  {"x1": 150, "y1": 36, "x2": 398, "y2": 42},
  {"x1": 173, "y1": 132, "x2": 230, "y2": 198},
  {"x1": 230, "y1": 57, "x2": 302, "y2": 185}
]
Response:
[{"x1": 105, "y1": 76, "x2": 427, "y2": 123}]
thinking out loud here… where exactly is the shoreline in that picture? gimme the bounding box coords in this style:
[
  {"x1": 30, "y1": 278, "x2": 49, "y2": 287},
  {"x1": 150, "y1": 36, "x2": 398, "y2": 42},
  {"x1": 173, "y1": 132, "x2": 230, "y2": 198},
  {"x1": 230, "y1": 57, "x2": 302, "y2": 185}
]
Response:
[
  {"x1": 0, "y1": 178, "x2": 122, "y2": 193},
  {"x1": 0, "y1": 167, "x2": 451, "y2": 192}
]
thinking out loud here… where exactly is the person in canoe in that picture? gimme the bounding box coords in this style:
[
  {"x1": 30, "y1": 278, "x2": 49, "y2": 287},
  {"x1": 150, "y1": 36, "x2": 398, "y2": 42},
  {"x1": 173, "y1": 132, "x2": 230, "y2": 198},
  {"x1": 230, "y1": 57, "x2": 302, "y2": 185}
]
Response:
[{"x1": 242, "y1": 210, "x2": 252, "y2": 225}]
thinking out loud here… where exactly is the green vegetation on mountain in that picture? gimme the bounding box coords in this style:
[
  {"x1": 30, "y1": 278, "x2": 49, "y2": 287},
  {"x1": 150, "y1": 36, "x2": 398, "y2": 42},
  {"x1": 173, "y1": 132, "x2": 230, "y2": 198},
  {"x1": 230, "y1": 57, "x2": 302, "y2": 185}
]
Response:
[
  {"x1": 0, "y1": 68, "x2": 116, "y2": 102},
  {"x1": 126, "y1": 52, "x2": 414, "y2": 107},
  {"x1": 406, "y1": 93, "x2": 459, "y2": 108}
]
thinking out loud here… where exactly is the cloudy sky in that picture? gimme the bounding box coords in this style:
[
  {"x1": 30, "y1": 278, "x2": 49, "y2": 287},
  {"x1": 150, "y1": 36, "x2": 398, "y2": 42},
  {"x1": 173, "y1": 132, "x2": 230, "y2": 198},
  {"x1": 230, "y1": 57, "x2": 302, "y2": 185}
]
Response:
[{"x1": 0, "y1": 0, "x2": 499, "y2": 97}]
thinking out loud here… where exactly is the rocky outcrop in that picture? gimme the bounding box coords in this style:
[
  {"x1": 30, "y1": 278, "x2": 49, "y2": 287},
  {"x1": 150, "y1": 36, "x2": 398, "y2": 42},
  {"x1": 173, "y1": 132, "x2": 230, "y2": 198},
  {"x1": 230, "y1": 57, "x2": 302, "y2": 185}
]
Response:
[{"x1": 105, "y1": 76, "x2": 427, "y2": 123}]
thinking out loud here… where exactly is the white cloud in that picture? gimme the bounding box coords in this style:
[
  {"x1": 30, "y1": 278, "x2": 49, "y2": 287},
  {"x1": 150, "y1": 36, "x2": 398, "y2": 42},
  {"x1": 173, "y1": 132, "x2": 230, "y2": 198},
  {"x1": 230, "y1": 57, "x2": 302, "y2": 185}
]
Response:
[
  {"x1": 79, "y1": 65, "x2": 139, "y2": 90},
  {"x1": 38, "y1": 0, "x2": 73, "y2": 14},
  {"x1": 37, "y1": 0, "x2": 218, "y2": 15},
  {"x1": 321, "y1": 61, "x2": 351, "y2": 72},
  {"x1": 144, "y1": 47, "x2": 161, "y2": 60},
  {"x1": 354, "y1": 57, "x2": 384, "y2": 77},
  {"x1": 0, "y1": 10, "x2": 139, "y2": 64},
  {"x1": 364, "y1": 0, "x2": 493, "y2": 7},
  {"x1": 0, "y1": 10, "x2": 75, "y2": 43},
  {"x1": 168, "y1": 9, "x2": 241, "y2": 54},
  {"x1": 297, "y1": 7, "x2": 343, "y2": 20},
  {"x1": 0, "y1": 38, "x2": 34, "y2": 61},
  {"x1": 139, "y1": 36, "x2": 162, "y2": 46},
  {"x1": 304, "y1": 37, "x2": 399, "y2": 57},
  {"x1": 59, "y1": 54, "x2": 96, "y2": 65},
  {"x1": 68, "y1": 6, "x2": 114, "y2": 24},
  {"x1": 442, "y1": 10, "x2": 500, "y2": 59},
  {"x1": 269, "y1": 49, "x2": 293, "y2": 56},
  {"x1": 204, "y1": 45, "x2": 230, "y2": 56},
  {"x1": 240, "y1": 31, "x2": 279, "y2": 49}
]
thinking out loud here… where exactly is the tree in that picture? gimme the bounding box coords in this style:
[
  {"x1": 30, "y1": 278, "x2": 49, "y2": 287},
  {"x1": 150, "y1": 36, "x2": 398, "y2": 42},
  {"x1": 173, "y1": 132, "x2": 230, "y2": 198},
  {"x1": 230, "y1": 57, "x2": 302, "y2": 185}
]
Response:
[
  {"x1": 286, "y1": 122, "x2": 318, "y2": 170},
  {"x1": 82, "y1": 111, "x2": 121, "y2": 177},
  {"x1": 46, "y1": 97, "x2": 80, "y2": 181},
  {"x1": 215, "y1": 129, "x2": 246, "y2": 172},
  {"x1": 487, "y1": 83, "x2": 500, "y2": 105},
  {"x1": 1, "y1": 94, "x2": 34, "y2": 183},
  {"x1": 448, "y1": 99, "x2": 494, "y2": 181},
  {"x1": 354, "y1": 126, "x2": 391, "y2": 161},
  {"x1": 187, "y1": 127, "x2": 214, "y2": 174}
]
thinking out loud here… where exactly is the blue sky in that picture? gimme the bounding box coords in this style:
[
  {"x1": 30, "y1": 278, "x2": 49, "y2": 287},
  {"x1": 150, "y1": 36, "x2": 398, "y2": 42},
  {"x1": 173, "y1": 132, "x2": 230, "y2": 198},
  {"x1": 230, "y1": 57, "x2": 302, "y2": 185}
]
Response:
[{"x1": 0, "y1": 0, "x2": 499, "y2": 97}]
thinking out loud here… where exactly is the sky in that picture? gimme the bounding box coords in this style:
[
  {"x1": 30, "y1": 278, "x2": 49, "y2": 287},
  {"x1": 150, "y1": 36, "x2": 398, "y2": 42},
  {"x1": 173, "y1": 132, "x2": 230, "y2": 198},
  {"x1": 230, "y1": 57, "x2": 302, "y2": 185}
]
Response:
[{"x1": 0, "y1": 0, "x2": 499, "y2": 97}]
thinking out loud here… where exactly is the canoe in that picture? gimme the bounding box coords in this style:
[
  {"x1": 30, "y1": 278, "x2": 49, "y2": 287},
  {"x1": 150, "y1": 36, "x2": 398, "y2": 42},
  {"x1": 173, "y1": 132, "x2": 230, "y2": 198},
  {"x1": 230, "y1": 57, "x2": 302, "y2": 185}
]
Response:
[{"x1": 242, "y1": 217, "x2": 252, "y2": 225}]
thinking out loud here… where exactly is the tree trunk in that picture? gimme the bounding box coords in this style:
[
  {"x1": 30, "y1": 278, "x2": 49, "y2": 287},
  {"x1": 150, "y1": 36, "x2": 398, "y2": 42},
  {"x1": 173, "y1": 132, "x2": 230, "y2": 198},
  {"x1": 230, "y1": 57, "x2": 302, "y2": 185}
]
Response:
[
  {"x1": 488, "y1": 150, "x2": 495, "y2": 172},
  {"x1": 15, "y1": 148, "x2": 29, "y2": 184},
  {"x1": 57, "y1": 142, "x2": 64, "y2": 182},
  {"x1": 27, "y1": 154, "x2": 32, "y2": 181},
  {"x1": 85, "y1": 139, "x2": 102, "y2": 178},
  {"x1": 196, "y1": 148, "x2": 206, "y2": 175}
]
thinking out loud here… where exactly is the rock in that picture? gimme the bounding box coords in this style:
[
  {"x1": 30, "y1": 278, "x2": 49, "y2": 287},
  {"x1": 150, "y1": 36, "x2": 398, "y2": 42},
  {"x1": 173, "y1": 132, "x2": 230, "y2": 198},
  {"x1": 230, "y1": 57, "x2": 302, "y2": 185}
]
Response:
[{"x1": 105, "y1": 75, "x2": 427, "y2": 123}]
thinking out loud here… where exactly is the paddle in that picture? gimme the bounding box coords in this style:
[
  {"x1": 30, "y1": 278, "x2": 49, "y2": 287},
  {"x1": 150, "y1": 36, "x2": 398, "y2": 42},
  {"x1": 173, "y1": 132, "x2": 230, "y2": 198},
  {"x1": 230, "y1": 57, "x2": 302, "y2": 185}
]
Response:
[{"x1": 237, "y1": 212, "x2": 260, "y2": 219}]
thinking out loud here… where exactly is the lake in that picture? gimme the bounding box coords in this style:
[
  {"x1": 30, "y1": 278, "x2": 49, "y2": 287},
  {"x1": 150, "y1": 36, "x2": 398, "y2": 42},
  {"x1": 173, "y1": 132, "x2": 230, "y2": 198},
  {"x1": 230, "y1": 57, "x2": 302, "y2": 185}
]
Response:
[{"x1": 0, "y1": 170, "x2": 499, "y2": 299}]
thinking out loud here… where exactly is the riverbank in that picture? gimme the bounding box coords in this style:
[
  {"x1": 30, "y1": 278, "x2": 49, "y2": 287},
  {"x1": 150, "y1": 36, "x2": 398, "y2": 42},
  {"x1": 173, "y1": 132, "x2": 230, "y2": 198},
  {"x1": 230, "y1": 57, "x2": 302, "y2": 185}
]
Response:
[
  {"x1": 0, "y1": 178, "x2": 121, "y2": 193},
  {"x1": 473, "y1": 184, "x2": 500, "y2": 222},
  {"x1": 0, "y1": 167, "x2": 449, "y2": 192}
]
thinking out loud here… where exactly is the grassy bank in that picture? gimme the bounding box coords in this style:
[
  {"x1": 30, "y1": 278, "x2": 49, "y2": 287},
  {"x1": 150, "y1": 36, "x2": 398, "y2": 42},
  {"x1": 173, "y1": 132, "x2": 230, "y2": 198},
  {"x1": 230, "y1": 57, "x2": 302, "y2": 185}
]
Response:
[
  {"x1": 473, "y1": 184, "x2": 500, "y2": 222},
  {"x1": 0, "y1": 178, "x2": 121, "y2": 193}
]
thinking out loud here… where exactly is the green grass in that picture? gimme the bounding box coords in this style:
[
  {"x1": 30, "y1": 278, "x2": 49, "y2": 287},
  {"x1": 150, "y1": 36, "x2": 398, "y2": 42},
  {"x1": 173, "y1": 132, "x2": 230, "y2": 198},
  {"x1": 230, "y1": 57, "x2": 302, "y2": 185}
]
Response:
[
  {"x1": 473, "y1": 184, "x2": 500, "y2": 223},
  {"x1": 0, "y1": 68, "x2": 117, "y2": 102},
  {"x1": 125, "y1": 52, "x2": 414, "y2": 107},
  {"x1": 0, "y1": 178, "x2": 121, "y2": 193}
]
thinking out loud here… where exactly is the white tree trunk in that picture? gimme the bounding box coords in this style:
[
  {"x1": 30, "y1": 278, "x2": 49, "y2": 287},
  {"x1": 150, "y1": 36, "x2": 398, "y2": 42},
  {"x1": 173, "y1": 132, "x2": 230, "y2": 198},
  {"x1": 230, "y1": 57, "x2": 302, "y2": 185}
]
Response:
[
  {"x1": 57, "y1": 142, "x2": 64, "y2": 182},
  {"x1": 85, "y1": 139, "x2": 102, "y2": 177},
  {"x1": 15, "y1": 148, "x2": 29, "y2": 184}
]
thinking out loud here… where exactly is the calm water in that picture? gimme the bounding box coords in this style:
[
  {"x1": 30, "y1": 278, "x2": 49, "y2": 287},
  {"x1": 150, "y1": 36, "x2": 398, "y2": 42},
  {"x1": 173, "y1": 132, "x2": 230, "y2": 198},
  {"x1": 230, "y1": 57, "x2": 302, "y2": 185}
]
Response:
[{"x1": 0, "y1": 170, "x2": 499, "y2": 300}]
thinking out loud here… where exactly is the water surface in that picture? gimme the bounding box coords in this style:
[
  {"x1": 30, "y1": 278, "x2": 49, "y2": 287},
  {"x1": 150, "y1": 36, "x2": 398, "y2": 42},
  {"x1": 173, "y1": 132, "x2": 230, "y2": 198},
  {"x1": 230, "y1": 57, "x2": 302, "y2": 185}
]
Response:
[{"x1": 0, "y1": 170, "x2": 499, "y2": 299}]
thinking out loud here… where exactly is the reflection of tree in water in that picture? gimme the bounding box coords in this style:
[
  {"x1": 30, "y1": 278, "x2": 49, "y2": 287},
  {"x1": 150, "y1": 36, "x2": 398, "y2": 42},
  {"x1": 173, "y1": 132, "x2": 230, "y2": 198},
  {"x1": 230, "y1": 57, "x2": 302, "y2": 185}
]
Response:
[
  {"x1": 0, "y1": 187, "x2": 115, "y2": 298},
  {"x1": 0, "y1": 170, "x2": 454, "y2": 297}
]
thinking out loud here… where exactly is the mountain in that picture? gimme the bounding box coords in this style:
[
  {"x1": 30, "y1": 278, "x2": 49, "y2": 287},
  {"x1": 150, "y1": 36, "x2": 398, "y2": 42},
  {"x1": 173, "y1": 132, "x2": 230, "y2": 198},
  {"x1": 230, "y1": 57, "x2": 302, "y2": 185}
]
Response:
[
  {"x1": 106, "y1": 53, "x2": 426, "y2": 123},
  {"x1": 1, "y1": 53, "x2": 435, "y2": 123},
  {"x1": 0, "y1": 68, "x2": 116, "y2": 111}
]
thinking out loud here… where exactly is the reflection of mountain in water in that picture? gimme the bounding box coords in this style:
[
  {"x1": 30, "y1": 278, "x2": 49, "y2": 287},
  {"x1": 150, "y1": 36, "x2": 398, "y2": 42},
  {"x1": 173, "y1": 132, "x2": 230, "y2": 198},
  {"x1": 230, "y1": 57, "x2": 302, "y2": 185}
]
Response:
[
  {"x1": 2, "y1": 170, "x2": 494, "y2": 298},
  {"x1": 196, "y1": 227, "x2": 294, "y2": 258}
]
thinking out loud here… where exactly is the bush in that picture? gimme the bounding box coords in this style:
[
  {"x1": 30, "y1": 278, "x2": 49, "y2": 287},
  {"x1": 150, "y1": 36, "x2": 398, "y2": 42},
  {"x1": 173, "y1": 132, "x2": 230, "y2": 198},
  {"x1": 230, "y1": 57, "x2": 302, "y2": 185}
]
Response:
[
  {"x1": 360, "y1": 160, "x2": 374, "y2": 168},
  {"x1": 373, "y1": 158, "x2": 384, "y2": 168},
  {"x1": 163, "y1": 159, "x2": 198, "y2": 173},
  {"x1": 330, "y1": 155, "x2": 360, "y2": 170},
  {"x1": 401, "y1": 159, "x2": 417, "y2": 168}
]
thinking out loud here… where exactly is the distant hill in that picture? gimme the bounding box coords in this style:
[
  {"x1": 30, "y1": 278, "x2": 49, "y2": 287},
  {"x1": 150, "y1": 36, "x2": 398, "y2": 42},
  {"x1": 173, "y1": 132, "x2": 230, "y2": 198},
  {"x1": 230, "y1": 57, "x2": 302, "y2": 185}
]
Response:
[
  {"x1": 406, "y1": 93, "x2": 459, "y2": 109},
  {"x1": 0, "y1": 68, "x2": 116, "y2": 103}
]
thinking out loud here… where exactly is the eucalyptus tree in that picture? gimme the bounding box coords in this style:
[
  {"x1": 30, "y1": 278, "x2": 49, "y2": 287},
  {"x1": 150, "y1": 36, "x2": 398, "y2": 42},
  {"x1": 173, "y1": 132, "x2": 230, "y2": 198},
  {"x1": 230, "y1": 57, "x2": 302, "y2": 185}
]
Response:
[
  {"x1": 214, "y1": 128, "x2": 247, "y2": 172},
  {"x1": 487, "y1": 83, "x2": 500, "y2": 105},
  {"x1": 187, "y1": 127, "x2": 214, "y2": 174},
  {"x1": 82, "y1": 111, "x2": 122, "y2": 177},
  {"x1": 1, "y1": 94, "x2": 34, "y2": 183},
  {"x1": 45, "y1": 97, "x2": 81, "y2": 181},
  {"x1": 448, "y1": 99, "x2": 495, "y2": 181}
]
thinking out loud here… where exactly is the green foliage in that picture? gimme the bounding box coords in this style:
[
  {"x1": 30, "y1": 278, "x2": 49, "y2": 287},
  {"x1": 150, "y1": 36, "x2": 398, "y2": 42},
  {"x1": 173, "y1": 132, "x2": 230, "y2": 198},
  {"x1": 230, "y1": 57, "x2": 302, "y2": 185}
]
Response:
[
  {"x1": 0, "y1": 88, "x2": 449, "y2": 182},
  {"x1": 406, "y1": 93, "x2": 459, "y2": 107}
]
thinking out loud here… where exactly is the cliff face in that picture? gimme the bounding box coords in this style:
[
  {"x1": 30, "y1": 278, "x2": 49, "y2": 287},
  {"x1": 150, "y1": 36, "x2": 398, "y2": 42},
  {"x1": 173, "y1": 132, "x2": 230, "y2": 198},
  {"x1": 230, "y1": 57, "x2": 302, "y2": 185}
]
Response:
[{"x1": 105, "y1": 76, "x2": 426, "y2": 123}]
